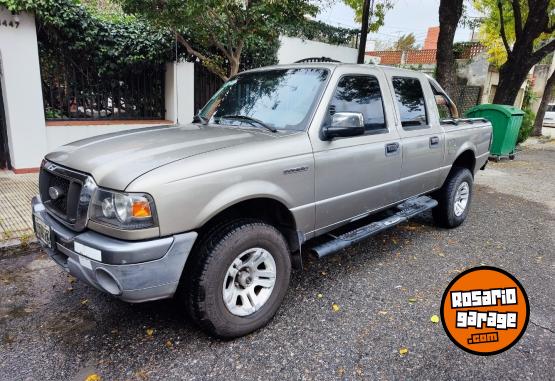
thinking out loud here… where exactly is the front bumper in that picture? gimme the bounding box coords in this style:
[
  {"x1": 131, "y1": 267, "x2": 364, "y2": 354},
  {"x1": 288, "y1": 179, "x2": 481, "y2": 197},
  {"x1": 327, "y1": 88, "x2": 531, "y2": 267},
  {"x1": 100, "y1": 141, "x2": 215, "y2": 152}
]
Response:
[{"x1": 32, "y1": 196, "x2": 197, "y2": 303}]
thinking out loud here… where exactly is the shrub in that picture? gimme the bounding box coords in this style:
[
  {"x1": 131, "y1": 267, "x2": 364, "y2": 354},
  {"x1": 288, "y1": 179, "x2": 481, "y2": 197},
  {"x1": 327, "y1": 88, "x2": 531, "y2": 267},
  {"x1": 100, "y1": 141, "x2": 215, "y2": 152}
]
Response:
[{"x1": 517, "y1": 108, "x2": 536, "y2": 144}]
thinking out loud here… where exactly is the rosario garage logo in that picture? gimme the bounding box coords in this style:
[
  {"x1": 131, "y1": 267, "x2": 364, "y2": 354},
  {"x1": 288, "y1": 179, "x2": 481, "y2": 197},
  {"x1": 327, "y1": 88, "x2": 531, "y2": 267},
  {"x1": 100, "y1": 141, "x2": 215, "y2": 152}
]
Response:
[{"x1": 440, "y1": 266, "x2": 529, "y2": 355}]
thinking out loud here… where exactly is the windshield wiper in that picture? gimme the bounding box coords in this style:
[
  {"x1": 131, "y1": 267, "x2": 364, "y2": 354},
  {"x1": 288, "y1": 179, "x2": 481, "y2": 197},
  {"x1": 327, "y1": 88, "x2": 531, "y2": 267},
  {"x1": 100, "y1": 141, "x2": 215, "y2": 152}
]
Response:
[
  {"x1": 192, "y1": 113, "x2": 208, "y2": 124},
  {"x1": 219, "y1": 114, "x2": 277, "y2": 133}
]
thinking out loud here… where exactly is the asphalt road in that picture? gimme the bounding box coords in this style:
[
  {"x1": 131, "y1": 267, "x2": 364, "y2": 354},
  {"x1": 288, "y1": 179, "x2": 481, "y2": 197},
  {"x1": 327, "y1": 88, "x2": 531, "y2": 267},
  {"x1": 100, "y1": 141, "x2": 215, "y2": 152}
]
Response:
[{"x1": 1, "y1": 143, "x2": 554, "y2": 381}]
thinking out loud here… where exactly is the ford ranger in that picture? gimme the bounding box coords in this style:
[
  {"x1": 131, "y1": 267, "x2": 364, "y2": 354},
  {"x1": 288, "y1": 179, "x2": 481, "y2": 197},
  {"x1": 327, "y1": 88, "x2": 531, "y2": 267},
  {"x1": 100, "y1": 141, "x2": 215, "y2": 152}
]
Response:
[{"x1": 32, "y1": 63, "x2": 492, "y2": 338}]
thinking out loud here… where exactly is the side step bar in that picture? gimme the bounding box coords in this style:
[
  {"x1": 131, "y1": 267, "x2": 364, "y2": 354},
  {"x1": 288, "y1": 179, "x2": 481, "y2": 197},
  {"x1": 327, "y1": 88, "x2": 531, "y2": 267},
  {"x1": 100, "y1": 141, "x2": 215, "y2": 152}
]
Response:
[{"x1": 311, "y1": 196, "x2": 438, "y2": 258}]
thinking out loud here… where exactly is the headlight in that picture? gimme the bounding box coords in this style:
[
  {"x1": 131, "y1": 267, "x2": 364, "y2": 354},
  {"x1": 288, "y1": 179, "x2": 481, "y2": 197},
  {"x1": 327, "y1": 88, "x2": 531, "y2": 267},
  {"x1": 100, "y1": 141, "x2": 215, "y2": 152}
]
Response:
[{"x1": 90, "y1": 189, "x2": 157, "y2": 230}]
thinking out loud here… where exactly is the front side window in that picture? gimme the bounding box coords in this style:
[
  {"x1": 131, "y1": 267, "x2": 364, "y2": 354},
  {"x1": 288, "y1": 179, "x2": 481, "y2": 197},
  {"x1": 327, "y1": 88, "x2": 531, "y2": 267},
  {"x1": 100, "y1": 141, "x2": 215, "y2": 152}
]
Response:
[
  {"x1": 327, "y1": 75, "x2": 387, "y2": 134},
  {"x1": 392, "y1": 77, "x2": 428, "y2": 129},
  {"x1": 200, "y1": 68, "x2": 329, "y2": 131}
]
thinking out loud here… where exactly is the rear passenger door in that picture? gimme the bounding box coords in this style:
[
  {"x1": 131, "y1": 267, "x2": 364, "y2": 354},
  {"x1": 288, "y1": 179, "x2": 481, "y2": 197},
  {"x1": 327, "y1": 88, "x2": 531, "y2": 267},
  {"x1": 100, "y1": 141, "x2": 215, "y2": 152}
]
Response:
[
  {"x1": 387, "y1": 74, "x2": 445, "y2": 199},
  {"x1": 310, "y1": 69, "x2": 402, "y2": 234}
]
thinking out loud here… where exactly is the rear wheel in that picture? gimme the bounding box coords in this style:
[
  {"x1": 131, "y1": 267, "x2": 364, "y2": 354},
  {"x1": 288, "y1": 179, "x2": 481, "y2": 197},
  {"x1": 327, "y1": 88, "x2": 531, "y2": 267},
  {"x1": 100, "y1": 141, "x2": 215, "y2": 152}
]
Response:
[
  {"x1": 432, "y1": 167, "x2": 473, "y2": 228},
  {"x1": 182, "y1": 219, "x2": 291, "y2": 338}
]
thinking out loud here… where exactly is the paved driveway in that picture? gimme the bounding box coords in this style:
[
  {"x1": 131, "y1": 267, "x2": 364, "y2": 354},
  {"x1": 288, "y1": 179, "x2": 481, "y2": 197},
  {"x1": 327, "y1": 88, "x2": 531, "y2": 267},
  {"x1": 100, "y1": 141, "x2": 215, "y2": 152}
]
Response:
[{"x1": 1, "y1": 142, "x2": 553, "y2": 380}]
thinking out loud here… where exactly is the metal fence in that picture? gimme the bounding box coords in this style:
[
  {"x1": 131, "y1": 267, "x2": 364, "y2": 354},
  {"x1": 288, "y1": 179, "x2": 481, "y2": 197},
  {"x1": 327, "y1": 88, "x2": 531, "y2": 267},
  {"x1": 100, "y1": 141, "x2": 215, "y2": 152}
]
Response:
[
  {"x1": 194, "y1": 63, "x2": 223, "y2": 114},
  {"x1": 40, "y1": 57, "x2": 166, "y2": 121},
  {"x1": 452, "y1": 86, "x2": 482, "y2": 115}
]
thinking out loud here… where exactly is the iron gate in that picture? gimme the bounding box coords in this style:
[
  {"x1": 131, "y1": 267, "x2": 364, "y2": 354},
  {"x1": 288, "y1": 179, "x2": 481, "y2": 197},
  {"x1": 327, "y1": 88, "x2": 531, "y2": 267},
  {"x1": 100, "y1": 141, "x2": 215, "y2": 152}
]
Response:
[
  {"x1": 194, "y1": 63, "x2": 223, "y2": 115},
  {"x1": 0, "y1": 75, "x2": 11, "y2": 170}
]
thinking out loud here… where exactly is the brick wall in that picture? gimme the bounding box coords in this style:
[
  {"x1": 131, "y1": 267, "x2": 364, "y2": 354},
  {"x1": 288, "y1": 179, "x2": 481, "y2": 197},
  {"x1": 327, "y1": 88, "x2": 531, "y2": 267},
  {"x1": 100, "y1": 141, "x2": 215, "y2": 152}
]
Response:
[{"x1": 423, "y1": 27, "x2": 440, "y2": 50}]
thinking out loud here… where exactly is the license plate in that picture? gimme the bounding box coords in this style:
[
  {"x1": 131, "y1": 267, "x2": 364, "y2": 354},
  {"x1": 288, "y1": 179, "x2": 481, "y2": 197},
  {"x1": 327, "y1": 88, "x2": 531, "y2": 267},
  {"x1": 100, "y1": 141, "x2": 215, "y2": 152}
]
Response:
[{"x1": 34, "y1": 215, "x2": 52, "y2": 248}]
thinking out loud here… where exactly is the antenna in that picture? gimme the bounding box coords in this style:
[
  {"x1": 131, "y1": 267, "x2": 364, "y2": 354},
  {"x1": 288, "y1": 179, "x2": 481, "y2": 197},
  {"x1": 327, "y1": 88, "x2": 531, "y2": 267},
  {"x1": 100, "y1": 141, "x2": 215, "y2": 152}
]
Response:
[{"x1": 175, "y1": 32, "x2": 179, "y2": 124}]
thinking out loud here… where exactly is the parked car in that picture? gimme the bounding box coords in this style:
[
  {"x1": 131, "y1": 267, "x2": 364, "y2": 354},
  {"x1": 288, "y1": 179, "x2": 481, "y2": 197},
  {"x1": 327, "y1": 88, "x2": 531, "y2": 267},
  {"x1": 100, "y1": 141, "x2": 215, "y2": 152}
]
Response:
[
  {"x1": 32, "y1": 64, "x2": 492, "y2": 338},
  {"x1": 543, "y1": 103, "x2": 555, "y2": 127}
]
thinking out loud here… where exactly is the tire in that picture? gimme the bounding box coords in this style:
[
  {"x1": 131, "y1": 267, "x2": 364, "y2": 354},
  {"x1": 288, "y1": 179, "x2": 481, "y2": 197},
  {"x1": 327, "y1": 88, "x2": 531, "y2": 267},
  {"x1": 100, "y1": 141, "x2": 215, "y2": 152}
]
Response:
[
  {"x1": 182, "y1": 219, "x2": 291, "y2": 339},
  {"x1": 432, "y1": 167, "x2": 473, "y2": 228}
]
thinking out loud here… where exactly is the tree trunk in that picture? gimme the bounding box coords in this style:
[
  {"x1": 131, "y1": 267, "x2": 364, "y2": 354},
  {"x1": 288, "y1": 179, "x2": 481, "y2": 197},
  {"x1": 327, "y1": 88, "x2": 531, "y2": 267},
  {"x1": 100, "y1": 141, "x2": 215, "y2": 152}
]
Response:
[
  {"x1": 492, "y1": 0, "x2": 555, "y2": 105},
  {"x1": 492, "y1": 60, "x2": 532, "y2": 105},
  {"x1": 532, "y1": 69, "x2": 555, "y2": 136},
  {"x1": 436, "y1": 0, "x2": 463, "y2": 97}
]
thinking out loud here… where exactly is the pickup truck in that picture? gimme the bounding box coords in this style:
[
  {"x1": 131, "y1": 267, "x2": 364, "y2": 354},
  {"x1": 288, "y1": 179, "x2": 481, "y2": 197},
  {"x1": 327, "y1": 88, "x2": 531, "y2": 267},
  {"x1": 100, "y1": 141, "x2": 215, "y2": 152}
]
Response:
[{"x1": 32, "y1": 63, "x2": 492, "y2": 338}]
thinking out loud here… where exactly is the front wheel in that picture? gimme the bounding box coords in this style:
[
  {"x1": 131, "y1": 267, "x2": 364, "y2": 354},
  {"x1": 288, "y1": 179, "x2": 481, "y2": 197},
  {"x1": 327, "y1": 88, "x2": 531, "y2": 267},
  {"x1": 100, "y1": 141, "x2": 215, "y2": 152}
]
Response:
[
  {"x1": 432, "y1": 167, "x2": 473, "y2": 228},
  {"x1": 182, "y1": 220, "x2": 291, "y2": 338}
]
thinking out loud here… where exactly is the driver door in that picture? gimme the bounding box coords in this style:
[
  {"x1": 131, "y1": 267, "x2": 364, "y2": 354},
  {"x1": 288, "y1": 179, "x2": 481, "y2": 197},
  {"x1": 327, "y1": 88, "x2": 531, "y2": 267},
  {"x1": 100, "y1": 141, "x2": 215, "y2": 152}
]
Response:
[{"x1": 309, "y1": 68, "x2": 402, "y2": 234}]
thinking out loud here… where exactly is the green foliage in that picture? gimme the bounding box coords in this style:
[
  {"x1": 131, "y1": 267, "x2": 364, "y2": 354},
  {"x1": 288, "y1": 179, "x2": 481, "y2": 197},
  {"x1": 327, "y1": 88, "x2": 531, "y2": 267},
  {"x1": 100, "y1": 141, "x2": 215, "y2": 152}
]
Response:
[
  {"x1": 518, "y1": 107, "x2": 536, "y2": 143},
  {"x1": 117, "y1": 0, "x2": 318, "y2": 80},
  {"x1": 394, "y1": 33, "x2": 417, "y2": 51},
  {"x1": 1, "y1": 0, "x2": 174, "y2": 75},
  {"x1": 518, "y1": 83, "x2": 539, "y2": 143},
  {"x1": 283, "y1": 19, "x2": 359, "y2": 46},
  {"x1": 342, "y1": 0, "x2": 394, "y2": 31},
  {"x1": 473, "y1": 0, "x2": 555, "y2": 67}
]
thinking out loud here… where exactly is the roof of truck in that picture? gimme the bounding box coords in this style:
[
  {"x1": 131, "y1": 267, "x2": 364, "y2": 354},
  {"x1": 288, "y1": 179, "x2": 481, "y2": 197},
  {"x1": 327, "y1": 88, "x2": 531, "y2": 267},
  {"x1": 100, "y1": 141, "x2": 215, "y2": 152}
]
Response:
[{"x1": 242, "y1": 62, "x2": 428, "y2": 77}]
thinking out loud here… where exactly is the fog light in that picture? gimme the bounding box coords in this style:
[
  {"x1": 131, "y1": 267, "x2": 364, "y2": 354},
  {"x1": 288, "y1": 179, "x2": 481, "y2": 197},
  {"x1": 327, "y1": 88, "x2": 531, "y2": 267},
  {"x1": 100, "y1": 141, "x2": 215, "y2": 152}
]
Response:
[{"x1": 95, "y1": 268, "x2": 122, "y2": 296}]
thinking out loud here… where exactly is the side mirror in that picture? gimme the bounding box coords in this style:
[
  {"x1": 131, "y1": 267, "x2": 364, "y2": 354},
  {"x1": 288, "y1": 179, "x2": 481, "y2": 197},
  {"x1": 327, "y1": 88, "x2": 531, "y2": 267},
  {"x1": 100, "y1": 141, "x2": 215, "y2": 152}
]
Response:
[{"x1": 323, "y1": 112, "x2": 365, "y2": 140}]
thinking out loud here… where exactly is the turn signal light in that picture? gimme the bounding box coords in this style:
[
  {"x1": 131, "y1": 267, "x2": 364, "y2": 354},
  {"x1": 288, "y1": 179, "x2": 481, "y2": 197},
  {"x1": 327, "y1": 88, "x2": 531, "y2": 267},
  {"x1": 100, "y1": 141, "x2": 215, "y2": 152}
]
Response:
[{"x1": 132, "y1": 200, "x2": 152, "y2": 218}]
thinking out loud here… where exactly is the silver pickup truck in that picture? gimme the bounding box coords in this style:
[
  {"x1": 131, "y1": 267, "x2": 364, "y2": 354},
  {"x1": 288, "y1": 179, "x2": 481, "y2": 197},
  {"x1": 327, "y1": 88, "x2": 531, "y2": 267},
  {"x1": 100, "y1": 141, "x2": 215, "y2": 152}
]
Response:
[{"x1": 32, "y1": 63, "x2": 492, "y2": 338}]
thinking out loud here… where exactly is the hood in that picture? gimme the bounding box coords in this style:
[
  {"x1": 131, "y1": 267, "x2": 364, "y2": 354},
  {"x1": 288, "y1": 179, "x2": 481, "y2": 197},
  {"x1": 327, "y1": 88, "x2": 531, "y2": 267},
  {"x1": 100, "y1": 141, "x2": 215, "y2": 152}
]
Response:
[{"x1": 46, "y1": 124, "x2": 277, "y2": 190}]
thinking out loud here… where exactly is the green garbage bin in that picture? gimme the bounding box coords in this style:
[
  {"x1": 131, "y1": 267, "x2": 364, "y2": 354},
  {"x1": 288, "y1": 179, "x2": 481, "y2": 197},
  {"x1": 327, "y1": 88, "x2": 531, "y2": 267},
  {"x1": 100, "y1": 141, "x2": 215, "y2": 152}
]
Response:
[{"x1": 465, "y1": 104, "x2": 524, "y2": 160}]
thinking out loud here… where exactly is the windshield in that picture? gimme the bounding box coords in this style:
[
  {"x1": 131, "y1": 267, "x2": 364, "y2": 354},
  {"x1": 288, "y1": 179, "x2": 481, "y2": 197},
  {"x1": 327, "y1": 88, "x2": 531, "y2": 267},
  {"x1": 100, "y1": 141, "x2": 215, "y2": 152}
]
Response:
[{"x1": 199, "y1": 68, "x2": 330, "y2": 131}]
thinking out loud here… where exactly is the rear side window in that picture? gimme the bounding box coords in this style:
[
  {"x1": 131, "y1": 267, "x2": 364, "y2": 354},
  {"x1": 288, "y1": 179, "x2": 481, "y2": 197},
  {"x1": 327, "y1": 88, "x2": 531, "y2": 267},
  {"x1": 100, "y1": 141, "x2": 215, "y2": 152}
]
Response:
[
  {"x1": 392, "y1": 77, "x2": 428, "y2": 129},
  {"x1": 328, "y1": 75, "x2": 387, "y2": 134}
]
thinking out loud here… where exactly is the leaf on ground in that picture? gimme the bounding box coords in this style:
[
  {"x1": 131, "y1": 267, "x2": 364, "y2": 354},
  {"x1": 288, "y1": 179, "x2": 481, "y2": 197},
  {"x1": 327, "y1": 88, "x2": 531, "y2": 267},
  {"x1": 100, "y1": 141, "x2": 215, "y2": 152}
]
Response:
[
  {"x1": 317, "y1": 293, "x2": 323, "y2": 299},
  {"x1": 80, "y1": 299, "x2": 89, "y2": 305},
  {"x1": 332, "y1": 303, "x2": 340, "y2": 312},
  {"x1": 320, "y1": 271, "x2": 327, "y2": 276},
  {"x1": 392, "y1": 238, "x2": 398, "y2": 245},
  {"x1": 84, "y1": 374, "x2": 101, "y2": 381},
  {"x1": 399, "y1": 347, "x2": 409, "y2": 356},
  {"x1": 146, "y1": 328, "x2": 154, "y2": 336},
  {"x1": 165, "y1": 340, "x2": 173, "y2": 349},
  {"x1": 68, "y1": 276, "x2": 76, "y2": 284},
  {"x1": 431, "y1": 315, "x2": 440, "y2": 323},
  {"x1": 378, "y1": 310, "x2": 388, "y2": 315},
  {"x1": 408, "y1": 297, "x2": 417, "y2": 304}
]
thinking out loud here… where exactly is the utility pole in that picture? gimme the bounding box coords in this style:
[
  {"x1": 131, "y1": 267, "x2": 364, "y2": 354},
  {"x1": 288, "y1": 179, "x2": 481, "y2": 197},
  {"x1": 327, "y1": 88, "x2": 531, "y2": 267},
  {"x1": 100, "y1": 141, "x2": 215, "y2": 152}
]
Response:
[{"x1": 357, "y1": 0, "x2": 373, "y2": 64}]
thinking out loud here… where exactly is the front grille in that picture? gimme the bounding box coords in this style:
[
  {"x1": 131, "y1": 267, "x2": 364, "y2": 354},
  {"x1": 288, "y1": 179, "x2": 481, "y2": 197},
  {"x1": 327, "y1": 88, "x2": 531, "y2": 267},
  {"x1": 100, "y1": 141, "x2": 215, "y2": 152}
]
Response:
[{"x1": 39, "y1": 162, "x2": 94, "y2": 231}]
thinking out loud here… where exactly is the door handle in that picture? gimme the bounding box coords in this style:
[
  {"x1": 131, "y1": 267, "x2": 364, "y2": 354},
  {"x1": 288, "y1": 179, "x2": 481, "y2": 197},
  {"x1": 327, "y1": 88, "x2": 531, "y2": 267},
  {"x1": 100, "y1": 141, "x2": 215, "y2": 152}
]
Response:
[
  {"x1": 430, "y1": 136, "x2": 440, "y2": 148},
  {"x1": 385, "y1": 142, "x2": 400, "y2": 156}
]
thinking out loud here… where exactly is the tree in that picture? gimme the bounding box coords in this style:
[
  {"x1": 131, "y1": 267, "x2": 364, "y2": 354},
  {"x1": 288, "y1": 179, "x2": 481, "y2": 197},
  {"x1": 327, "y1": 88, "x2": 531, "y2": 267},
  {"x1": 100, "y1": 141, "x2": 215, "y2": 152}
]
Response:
[
  {"x1": 475, "y1": 0, "x2": 555, "y2": 105},
  {"x1": 436, "y1": 0, "x2": 464, "y2": 97},
  {"x1": 343, "y1": 0, "x2": 393, "y2": 27},
  {"x1": 344, "y1": 0, "x2": 394, "y2": 62},
  {"x1": 394, "y1": 33, "x2": 417, "y2": 50},
  {"x1": 117, "y1": 0, "x2": 318, "y2": 81},
  {"x1": 533, "y1": 67, "x2": 555, "y2": 135}
]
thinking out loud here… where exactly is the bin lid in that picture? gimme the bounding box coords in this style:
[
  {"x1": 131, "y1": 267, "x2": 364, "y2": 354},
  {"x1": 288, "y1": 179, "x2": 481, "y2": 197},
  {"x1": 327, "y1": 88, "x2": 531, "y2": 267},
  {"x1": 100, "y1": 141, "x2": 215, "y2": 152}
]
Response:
[{"x1": 465, "y1": 104, "x2": 525, "y2": 117}]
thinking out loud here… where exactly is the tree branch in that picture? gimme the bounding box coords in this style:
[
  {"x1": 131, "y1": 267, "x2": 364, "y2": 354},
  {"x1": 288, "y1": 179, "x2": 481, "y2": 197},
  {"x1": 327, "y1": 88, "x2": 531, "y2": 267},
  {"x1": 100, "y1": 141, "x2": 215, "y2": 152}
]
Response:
[
  {"x1": 531, "y1": 39, "x2": 555, "y2": 63},
  {"x1": 497, "y1": 1, "x2": 512, "y2": 55},
  {"x1": 175, "y1": 32, "x2": 228, "y2": 81},
  {"x1": 511, "y1": 0, "x2": 522, "y2": 38}
]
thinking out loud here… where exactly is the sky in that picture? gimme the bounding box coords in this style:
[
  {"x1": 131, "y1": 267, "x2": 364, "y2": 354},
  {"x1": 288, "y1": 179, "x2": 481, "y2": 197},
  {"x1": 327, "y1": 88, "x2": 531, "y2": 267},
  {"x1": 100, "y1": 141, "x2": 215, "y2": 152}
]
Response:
[{"x1": 316, "y1": 0, "x2": 482, "y2": 48}]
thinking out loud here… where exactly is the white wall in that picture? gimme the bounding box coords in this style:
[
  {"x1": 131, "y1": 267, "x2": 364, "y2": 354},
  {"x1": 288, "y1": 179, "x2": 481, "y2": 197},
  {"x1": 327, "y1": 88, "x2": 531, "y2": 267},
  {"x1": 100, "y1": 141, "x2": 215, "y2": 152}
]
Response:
[
  {"x1": 0, "y1": 8, "x2": 47, "y2": 170},
  {"x1": 277, "y1": 36, "x2": 358, "y2": 64},
  {"x1": 165, "y1": 61, "x2": 195, "y2": 124}
]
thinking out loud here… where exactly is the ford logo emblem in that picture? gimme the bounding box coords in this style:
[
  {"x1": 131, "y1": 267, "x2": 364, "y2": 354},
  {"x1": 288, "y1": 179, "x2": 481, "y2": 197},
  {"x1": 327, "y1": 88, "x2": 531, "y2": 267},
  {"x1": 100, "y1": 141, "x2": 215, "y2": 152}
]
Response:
[{"x1": 48, "y1": 186, "x2": 64, "y2": 200}]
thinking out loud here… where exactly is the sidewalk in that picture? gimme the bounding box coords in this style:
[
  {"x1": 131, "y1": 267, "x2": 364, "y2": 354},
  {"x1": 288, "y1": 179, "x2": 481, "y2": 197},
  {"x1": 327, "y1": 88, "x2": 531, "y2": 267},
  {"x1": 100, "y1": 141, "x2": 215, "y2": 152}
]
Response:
[{"x1": 0, "y1": 171, "x2": 38, "y2": 245}]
